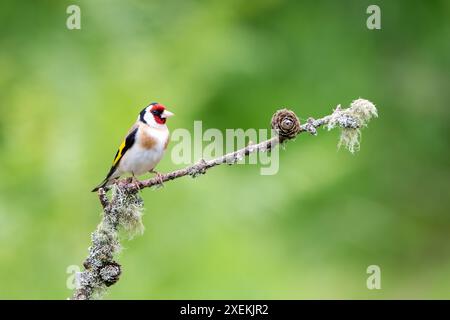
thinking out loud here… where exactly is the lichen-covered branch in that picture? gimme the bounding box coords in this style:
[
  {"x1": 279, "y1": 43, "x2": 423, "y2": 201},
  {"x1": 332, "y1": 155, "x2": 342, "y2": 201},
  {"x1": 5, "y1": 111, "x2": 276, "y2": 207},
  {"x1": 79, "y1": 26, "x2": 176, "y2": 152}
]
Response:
[
  {"x1": 71, "y1": 98, "x2": 377, "y2": 300},
  {"x1": 72, "y1": 187, "x2": 143, "y2": 300}
]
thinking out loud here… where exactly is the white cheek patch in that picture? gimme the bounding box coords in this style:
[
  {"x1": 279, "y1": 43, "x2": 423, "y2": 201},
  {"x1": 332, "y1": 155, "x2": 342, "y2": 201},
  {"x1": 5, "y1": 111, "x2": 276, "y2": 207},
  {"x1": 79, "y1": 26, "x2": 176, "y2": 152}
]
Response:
[{"x1": 144, "y1": 112, "x2": 156, "y2": 125}]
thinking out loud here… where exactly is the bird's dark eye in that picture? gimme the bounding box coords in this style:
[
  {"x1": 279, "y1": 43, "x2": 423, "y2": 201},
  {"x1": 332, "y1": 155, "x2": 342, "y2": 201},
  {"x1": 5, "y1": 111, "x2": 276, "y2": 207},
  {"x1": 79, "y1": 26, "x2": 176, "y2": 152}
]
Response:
[{"x1": 151, "y1": 110, "x2": 159, "y2": 115}]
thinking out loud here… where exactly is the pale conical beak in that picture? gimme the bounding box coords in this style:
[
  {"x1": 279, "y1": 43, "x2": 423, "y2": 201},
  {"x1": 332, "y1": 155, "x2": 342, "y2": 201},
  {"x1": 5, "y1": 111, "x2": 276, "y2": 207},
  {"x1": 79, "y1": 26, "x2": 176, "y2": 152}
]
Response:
[{"x1": 161, "y1": 110, "x2": 174, "y2": 118}]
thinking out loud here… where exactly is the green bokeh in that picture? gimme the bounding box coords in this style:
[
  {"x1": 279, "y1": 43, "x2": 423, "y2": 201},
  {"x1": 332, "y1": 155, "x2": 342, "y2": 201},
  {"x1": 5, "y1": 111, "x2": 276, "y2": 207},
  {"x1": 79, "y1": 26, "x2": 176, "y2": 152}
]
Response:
[{"x1": 0, "y1": 0, "x2": 449, "y2": 299}]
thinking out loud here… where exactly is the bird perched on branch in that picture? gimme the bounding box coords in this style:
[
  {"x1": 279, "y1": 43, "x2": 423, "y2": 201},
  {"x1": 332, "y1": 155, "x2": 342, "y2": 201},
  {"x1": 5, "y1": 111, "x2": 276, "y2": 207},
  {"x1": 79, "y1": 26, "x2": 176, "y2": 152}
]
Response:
[{"x1": 92, "y1": 102, "x2": 174, "y2": 192}]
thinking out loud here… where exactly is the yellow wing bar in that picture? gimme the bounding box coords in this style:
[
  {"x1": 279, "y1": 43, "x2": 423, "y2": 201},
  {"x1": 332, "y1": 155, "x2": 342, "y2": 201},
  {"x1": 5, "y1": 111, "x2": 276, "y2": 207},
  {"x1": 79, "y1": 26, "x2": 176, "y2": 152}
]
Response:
[{"x1": 113, "y1": 140, "x2": 127, "y2": 166}]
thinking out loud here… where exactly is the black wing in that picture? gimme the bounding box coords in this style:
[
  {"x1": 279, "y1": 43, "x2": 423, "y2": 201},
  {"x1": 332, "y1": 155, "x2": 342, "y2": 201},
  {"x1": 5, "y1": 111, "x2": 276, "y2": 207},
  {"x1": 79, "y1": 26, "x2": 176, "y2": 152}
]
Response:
[{"x1": 92, "y1": 126, "x2": 138, "y2": 192}]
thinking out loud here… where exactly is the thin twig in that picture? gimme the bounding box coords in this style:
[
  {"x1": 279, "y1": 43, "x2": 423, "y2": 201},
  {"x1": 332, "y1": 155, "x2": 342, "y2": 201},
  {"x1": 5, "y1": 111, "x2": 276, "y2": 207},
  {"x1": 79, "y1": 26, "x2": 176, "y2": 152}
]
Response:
[{"x1": 116, "y1": 115, "x2": 332, "y2": 193}]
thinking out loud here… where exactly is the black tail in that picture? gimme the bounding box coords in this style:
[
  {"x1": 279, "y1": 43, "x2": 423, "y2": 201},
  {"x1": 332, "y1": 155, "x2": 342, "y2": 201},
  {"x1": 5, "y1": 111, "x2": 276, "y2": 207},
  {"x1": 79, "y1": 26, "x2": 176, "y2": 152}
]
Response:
[
  {"x1": 91, "y1": 178, "x2": 108, "y2": 192},
  {"x1": 92, "y1": 165, "x2": 118, "y2": 192}
]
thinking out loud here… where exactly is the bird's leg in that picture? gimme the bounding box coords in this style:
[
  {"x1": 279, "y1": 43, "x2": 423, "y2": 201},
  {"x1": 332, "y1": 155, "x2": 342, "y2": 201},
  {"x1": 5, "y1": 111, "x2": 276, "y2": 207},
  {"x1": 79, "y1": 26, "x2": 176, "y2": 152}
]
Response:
[
  {"x1": 128, "y1": 172, "x2": 141, "y2": 190},
  {"x1": 150, "y1": 169, "x2": 164, "y2": 188},
  {"x1": 111, "y1": 177, "x2": 120, "y2": 188}
]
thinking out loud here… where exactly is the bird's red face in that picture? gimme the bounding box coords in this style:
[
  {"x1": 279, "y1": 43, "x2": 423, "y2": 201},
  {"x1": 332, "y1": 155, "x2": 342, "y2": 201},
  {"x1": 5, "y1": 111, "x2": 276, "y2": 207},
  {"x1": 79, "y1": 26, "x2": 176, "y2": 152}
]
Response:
[
  {"x1": 150, "y1": 104, "x2": 168, "y2": 124},
  {"x1": 140, "y1": 103, "x2": 174, "y2": 126}
]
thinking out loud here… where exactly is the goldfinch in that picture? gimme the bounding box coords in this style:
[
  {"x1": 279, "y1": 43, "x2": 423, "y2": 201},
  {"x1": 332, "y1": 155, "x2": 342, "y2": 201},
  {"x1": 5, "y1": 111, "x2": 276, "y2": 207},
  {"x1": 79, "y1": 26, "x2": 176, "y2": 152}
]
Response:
[{"x1": 92, "y1": 102, "x2": 174, "y2": 192}]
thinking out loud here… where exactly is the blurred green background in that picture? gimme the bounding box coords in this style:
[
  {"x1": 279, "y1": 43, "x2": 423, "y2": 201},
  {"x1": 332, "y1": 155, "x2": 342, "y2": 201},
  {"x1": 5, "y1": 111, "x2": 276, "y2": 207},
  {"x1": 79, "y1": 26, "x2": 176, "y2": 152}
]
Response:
[{"x1": 0, "y1": 0, "x2": 449, "y2": 299}]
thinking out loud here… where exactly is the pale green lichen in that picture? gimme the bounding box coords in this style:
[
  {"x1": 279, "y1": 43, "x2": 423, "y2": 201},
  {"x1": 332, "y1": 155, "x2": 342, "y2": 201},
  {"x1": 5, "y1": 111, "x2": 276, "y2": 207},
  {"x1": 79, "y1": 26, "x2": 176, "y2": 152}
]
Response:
[
  {"x1": 111, "y1": 185, "x2": 145, "y2": 239},
  {"x1": 90, "y1": 283, "x2": 108, "y2": 300},
  {"x1": 327, "y1": 98, "x2": 378, "y2": 153}
]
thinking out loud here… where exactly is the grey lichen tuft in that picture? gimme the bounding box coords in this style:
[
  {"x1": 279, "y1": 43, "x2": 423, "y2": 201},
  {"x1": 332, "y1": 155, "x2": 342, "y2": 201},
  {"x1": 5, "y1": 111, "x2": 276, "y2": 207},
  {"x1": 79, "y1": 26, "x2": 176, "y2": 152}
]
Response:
[
  {"x1": 327, "y1": 98, "x2": 378, "y2": 153},
  {"x1": 111, "y1": 185, "x2": 145, "y2": 239},
  {"x1": 74, "y1": 268, "x2": 109, "y2": 300}
]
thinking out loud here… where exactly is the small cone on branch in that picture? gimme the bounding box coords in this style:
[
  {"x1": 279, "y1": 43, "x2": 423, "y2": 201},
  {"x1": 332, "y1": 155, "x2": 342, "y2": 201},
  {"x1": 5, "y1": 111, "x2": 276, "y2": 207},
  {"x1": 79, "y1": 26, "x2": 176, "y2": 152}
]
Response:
[
  {"x1": 99, "y1": 262, "x2": 122, "y2": 287},
  {"x1": 271, "y1": 109, "x2": 301, "y2": 142}
]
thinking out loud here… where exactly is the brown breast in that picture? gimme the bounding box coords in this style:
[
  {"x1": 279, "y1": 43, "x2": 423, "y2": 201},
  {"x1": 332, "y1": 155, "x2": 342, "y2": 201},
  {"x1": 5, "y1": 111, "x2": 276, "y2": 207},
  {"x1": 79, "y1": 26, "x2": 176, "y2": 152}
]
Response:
[{"x1": 139, "y1": 128, "x2": 157, "y2": 149}]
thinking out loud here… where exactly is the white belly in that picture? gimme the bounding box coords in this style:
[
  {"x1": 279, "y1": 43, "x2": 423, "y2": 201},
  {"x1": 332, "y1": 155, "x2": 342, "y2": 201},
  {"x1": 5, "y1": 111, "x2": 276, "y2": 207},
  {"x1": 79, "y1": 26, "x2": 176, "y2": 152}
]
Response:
[{"x1": 119, "y1": 146, "x2": 165, "y2": 176}]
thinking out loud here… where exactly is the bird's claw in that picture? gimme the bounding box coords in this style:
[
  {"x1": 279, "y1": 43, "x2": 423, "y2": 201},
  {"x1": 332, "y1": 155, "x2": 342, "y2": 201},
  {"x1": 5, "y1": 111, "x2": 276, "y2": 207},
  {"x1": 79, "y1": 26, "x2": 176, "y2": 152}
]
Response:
[
  {"x1": 150, "y1": 170, "x2": 164, "y2": 188},
  {"x1": 127, "y1": 176, "x2": 141, "y2": 190}
]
